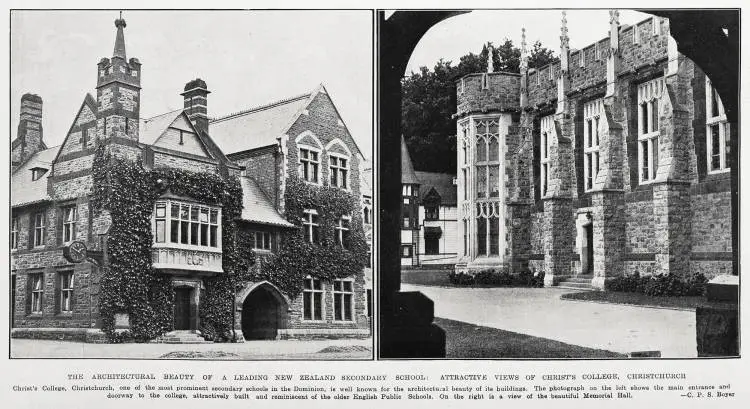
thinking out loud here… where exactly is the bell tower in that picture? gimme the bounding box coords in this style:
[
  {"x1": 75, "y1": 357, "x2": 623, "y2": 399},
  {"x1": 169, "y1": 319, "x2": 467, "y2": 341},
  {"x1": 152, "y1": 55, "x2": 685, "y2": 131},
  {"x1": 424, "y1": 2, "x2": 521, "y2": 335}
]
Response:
[{"x1": 96, "y1": 12, "x2": 142, "y2": 159}]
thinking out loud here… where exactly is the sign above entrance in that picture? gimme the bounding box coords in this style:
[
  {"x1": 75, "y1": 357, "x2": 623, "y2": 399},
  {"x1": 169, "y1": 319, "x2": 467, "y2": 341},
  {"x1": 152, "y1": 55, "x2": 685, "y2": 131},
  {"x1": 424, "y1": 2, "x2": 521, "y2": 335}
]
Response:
[{"x1": 63, "y1": 240, "x2": 88, "y2": 264}]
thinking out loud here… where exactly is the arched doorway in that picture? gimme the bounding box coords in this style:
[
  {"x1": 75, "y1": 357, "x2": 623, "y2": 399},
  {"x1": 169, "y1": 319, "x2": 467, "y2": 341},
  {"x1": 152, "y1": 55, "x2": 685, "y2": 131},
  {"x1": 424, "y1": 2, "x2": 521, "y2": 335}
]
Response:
[{"x1": 241, "y1": 283, "x2": 288, "y2": 340}]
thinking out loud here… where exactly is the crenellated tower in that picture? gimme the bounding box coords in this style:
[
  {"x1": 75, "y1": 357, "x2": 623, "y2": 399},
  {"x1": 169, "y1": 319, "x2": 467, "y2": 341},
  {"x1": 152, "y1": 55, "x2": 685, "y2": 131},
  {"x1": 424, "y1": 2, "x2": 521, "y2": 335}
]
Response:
[{"x1": 96, "y1": 13, "x2": 142, "y2": 160}]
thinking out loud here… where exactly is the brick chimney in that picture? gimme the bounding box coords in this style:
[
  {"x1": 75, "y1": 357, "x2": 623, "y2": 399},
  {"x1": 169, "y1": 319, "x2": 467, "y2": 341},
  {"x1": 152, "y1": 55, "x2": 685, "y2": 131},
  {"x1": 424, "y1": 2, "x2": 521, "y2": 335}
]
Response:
[
  {"x1": 12, "y1": 93, "x2": 45, "y2": 164},
  {"x1": 181, "y1": 78, "x2": 210, "y2": 134}
]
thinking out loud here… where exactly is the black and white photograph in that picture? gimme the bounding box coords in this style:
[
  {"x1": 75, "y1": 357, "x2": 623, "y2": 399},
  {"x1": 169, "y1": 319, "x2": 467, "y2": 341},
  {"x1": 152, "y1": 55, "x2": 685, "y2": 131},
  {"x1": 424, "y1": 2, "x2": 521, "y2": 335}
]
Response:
[
  {"x1": 379, "y1": 9, "x2": 739, "y2": 359},
  {"x1": 9, "y1": 9, "x2": 374, "y2": 359}
]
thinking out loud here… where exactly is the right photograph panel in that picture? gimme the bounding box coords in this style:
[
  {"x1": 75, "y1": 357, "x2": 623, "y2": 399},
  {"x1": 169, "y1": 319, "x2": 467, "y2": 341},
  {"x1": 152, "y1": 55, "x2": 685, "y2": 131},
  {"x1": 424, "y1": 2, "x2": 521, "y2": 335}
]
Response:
[{"x1": 378, "y1": 9, "x2": 739, "y2": 359}]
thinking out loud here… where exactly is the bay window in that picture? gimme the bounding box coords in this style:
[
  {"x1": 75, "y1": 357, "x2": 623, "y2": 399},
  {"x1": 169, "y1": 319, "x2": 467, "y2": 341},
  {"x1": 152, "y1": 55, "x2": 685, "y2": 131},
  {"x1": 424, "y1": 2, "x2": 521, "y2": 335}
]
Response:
[
  {"x1": 154, "y1": 200, "x2": 221, "y2": 250},
  {"x1": 474, "y1": 119, "x2": 500, "y2": 199}
]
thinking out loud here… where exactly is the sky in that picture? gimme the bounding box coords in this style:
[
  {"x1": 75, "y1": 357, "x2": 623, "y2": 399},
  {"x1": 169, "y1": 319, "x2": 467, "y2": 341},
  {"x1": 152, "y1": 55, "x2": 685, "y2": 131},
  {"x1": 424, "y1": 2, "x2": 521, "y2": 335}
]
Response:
[
  {"x1": 404, "y1": 9, "x2": 653, "y2": 75},
  {"x1": 10, "y1": 10, "x2": 373, "y2": 157}
]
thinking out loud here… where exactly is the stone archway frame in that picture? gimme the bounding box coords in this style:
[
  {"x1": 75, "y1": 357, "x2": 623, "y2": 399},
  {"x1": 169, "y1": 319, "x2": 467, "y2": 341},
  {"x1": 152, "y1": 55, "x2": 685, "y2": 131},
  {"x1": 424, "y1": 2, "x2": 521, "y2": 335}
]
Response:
[
  {"x1": 172, "y1": 278, "x2": 203, "y2": 331},
  {"x1": 236, "y1": 281, "x2": 291, "y2": 339},
  {"x1": 574, "y1": 211, "x2": 594, "y2": 275}
]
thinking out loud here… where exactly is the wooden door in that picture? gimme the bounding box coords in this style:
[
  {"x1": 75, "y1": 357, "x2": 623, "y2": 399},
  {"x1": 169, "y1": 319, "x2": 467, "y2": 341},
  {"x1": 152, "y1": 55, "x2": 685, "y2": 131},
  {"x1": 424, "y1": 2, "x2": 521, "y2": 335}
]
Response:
[{"x1": 173, "y1": 288, "x2": 192, "y2": 330}]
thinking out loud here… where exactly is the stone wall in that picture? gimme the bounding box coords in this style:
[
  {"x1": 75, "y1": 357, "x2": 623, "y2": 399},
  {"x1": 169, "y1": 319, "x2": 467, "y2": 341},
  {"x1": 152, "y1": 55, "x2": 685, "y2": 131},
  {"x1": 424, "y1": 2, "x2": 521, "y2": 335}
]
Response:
[
  {"x1": 12, "y1": 263, "x2": 100, "y2": 329},
  {"x1": 285, "y1": 92, "x2": 361, "y2": 193},
  {"x1": 456, "y1": 73, "x2": 521, "y2": 116},
  {"x1": 233, "y1": 147, "x2": 278, "y2": 205},
  {"x1": 624, "y1": 198, "x2": 655, "y2": 254},
  {"x1": 152, "y1": 151, "x2": 218, "y2": 174}
]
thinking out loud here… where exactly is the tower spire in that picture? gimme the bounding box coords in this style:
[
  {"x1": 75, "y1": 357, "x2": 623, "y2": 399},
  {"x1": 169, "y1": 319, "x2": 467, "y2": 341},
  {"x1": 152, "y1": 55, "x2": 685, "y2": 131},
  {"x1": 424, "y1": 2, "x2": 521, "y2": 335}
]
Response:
[
  {"x1": 113, "y1": 11, "x2": 127, "y2": 60},
  {"x1": 560, "y1": 11, "x2": 569, "y2": 53},
  {"x1": 486, "y1": 44, "x2": 494, "y2": 73},
  {"x1": 520, "y1": 28, "x2": 528, "y2": 71}
]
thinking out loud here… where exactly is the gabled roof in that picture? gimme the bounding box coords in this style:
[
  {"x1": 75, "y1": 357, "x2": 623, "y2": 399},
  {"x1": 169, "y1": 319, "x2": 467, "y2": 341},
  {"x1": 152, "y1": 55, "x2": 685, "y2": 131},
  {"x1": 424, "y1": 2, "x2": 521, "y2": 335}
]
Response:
[
  {"x1": 11, "y1": 146, "x2": 59, "y2": 208},
  {"x1": 401, "y1": 135, "x2": 419, "y2": 184},
  {"x1": 209, "y1": 92, "x2": 311, "y2": 155},
  {"x1": 415, "y1": 171, "x2": 457, "y2": 206},
  {"x1": 209, "y1": 84, "x2": 364, "y2": 159},
  {"x1": 239, "y1": 176, "x2": 295, "y2": 228},
  {"x1": 139, "y1": 109, "x2": 183, "y2": 145}
]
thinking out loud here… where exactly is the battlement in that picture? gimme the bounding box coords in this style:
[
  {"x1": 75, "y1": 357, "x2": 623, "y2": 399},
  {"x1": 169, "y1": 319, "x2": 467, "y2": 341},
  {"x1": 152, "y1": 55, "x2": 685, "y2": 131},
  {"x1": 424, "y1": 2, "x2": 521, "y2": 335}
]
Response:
[{"x1": 455, "y1": 72, "x2": 521, "y2": 117}]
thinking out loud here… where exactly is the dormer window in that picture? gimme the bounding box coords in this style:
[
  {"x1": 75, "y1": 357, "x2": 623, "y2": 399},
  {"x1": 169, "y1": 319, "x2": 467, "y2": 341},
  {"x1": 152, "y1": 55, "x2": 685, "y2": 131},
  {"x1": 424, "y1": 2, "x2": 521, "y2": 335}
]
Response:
[{"x1": 31, "y1": 167, "x2": 47, "y2": 181}]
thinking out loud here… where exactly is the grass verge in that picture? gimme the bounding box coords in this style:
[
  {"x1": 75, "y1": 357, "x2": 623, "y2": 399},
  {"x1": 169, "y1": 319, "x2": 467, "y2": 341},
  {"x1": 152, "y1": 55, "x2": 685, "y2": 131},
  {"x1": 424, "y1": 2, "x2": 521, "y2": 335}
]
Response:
[
  {"x1": 435, "y1": 317, "x2": 624, "y2": 358},
  {"x1": 559, "y1": 291, "x2": 723, "y2": 310}
]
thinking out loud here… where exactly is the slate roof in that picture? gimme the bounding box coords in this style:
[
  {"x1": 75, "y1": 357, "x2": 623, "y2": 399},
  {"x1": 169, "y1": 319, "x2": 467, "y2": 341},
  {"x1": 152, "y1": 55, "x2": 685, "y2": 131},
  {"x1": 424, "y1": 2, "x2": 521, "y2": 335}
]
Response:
[
  {"x1": 209, "y1": 93, "x2": 311, "y2": 155},
  {"x1": 11, "y1": 146, "x2": 59, "y2": 208},
  {"x1": 239, "y1": 176, "x2": 295, "y2": 228},
  {"x1": 139, "y1": 109, "x2": 183, "y2": 145},
  {"x1": 415, "y1": 171, "x2": 457, "y2": 206},
  {"x1": 401, "y1": 136, "x2": 420, "y2": 184}
]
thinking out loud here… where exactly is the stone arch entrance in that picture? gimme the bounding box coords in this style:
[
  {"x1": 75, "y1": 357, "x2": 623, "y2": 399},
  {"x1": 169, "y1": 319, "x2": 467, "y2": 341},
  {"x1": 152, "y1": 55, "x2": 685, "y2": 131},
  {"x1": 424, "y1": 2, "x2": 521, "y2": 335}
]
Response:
[{"x1": 240, "y1": 282, "x2": 289, "y2": 340}]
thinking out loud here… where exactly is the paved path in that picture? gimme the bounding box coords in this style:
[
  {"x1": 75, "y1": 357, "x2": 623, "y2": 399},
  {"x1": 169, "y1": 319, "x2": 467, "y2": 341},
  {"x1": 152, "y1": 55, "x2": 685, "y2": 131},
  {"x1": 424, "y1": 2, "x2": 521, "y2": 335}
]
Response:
[
  {"x1": 11, "y1": 338, "x2": 373, "y2": 359},
  {"x1": 401, "y1": 284, "x2": 697, "y2": 358}
]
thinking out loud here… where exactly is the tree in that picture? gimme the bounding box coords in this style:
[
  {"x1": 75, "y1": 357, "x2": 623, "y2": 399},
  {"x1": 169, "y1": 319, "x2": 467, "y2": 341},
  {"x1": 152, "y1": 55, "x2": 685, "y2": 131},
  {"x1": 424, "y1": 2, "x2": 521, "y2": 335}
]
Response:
[{"x1": 401, "y1": 39, "x2": 556, "y2": 173}]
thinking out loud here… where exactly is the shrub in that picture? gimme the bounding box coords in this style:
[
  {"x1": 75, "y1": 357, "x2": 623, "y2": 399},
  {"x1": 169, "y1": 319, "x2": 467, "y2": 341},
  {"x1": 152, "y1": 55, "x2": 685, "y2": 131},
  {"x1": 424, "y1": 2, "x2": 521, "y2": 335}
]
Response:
[
  {"x1": 447, "y1": 267, "x2": 545, "y2": 288},
  {"x1": 606, "y1": 271, "x2": 708, "y2": 297}
]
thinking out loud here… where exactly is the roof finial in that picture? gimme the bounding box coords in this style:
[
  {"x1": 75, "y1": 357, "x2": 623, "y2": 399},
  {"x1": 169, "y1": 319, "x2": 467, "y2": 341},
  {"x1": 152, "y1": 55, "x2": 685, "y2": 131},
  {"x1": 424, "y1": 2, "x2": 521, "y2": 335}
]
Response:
[
  {"x1": 487, "y1": 44, "x2": 494, "y2": 73},
  {"x1": 520, "y1": 28, "x2": 528, "y2": 71},
  {"x1": 113, "y1": 11, "x2": 127, "y2": 59},
  {"x1": 560, "y1": 11, "x2": 569, "y2": 50},
  {"x1": 609, "y1": 9, "x2": 620, "y2": 25}
]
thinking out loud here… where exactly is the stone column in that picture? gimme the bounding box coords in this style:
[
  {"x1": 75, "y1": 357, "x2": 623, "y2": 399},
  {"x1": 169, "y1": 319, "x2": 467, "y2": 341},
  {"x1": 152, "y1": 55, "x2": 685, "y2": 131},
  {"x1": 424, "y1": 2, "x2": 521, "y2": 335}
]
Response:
[{"x1": 590, "y1": 192, "x2": 625, "y2": 289}]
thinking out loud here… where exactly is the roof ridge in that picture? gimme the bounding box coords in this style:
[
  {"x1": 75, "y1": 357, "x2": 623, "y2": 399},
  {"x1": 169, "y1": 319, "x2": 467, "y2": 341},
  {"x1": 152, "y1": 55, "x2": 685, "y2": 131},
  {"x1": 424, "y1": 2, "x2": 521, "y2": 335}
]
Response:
[
  {"x1": 210, "y1": 92, "x2": 311, "y2": 123},
  {"x1": 142, "y1": 108, "x2": 183, "y2": 122}
]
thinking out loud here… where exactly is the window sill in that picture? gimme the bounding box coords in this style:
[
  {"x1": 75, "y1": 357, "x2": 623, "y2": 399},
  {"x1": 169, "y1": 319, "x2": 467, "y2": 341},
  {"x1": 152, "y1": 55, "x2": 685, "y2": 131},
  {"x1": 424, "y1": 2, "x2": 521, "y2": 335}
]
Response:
[
  {"x1": 55, "y1": 312, "x2": 74, "y2": 318},
  {"x1": 301, "y1": 319, "x2": 327, "y2": 323},
  {"x1": 707, "y1": 169, "x2": 731, "y2": 176},
  {"x1": 152, "y1": 243, "x2": 223, "y2": 254},
  {"x1": 26, "y1": 313, "x2": 44, "y2": 318}
]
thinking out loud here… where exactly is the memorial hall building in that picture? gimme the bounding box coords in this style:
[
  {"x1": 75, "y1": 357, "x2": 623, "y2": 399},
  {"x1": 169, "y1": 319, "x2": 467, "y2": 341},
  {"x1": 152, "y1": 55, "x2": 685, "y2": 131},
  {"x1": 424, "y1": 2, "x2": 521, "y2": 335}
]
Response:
[
  {"x1": 454, "y1": 12, "x2": 736, "y2": 289},
  {"x1": 10, "y1": 16, "x2": 370, "y2": 342}
]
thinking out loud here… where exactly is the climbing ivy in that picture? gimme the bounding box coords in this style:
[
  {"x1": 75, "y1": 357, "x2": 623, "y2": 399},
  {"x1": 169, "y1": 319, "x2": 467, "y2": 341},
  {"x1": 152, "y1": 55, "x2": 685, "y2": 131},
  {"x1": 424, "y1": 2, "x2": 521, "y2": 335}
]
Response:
[
  {"x1": 246, "y1": 176, "x2": 369, "y2": 298},
  {"x1": 92, "y1": 148, "x2": 366, "y2": 342},
  {"x1": 92, "y1": 146, "x2": 248, "y2": 342}
]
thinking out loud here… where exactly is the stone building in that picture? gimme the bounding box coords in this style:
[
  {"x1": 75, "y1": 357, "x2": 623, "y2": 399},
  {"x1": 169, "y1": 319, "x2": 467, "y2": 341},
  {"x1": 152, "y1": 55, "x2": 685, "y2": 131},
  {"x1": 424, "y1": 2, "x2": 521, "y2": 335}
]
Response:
[
  {"x1": 401, "y1": 137, "x2": 459, "y2": 267},
  {"x1": 454, "y1": 11, "x2": 735, "y2": 289},
  {"x1": 10, "y1": 16, "x2": 369, "y2": 342}
]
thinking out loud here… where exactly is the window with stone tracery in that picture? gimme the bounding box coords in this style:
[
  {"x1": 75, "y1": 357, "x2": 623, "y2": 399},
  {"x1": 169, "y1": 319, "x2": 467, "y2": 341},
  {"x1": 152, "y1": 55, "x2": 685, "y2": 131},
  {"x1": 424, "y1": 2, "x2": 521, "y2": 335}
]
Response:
[
  {"x1": 474, "y1": 119, "x2": 500, "y2": 199},
  {"x1": 706, "y1": 77, "x2": 730, "y2": 173},
  {"x1": 459, "y1": 121, "x2": 470, "y2": 201},
  {"x1": 540, "y1": 115, "x2": 554, "y2": 197},
  {"x1": 583, "y1": 99, "x2": 603, "y2": 191},
  {"x1": 637, "y1": 77, "x2": 664, "y2": 184}
]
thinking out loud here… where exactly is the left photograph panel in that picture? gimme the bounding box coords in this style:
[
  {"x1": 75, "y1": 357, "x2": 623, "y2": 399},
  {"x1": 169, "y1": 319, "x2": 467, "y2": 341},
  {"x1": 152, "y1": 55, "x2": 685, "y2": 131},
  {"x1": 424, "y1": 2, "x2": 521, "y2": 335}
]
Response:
[{"x1": 9, "y1": 9, "x2": 374, "y2": 359}]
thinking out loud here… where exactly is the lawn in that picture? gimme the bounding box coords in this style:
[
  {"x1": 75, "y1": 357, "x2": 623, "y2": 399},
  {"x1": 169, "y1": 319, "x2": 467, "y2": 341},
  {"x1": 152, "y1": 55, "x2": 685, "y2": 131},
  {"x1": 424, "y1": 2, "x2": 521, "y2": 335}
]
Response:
[
  {"x1": 559, "y1": 291, "x2": 728, "y2": 310},
  {"x1": 435, "y1": 317, "x2": 625, "y2": 359}
]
